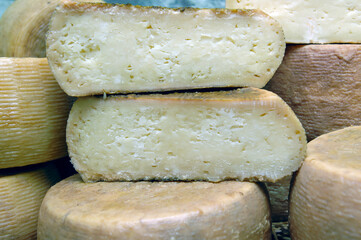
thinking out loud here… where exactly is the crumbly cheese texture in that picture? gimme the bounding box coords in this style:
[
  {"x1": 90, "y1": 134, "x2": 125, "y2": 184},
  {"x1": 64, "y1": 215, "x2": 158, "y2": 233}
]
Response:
[
  {"x1": 47, "y1": 2, "x2": 285, "y2": 96},
  {"x1": 0, "y1": 163, "x2": 60, "y2": 239},
  {"x1": 67, "y1": 88, "x2": 306, "y2": 183},
  {"x1": 0, "y1": 58, "x2": 71, "y2": 168},
  {"x1": 266, "y1": 45, "x2": 361, "y2": 141},
  {"x1": 38, "y1": 174, "x2": 271, "y2": 240},
  {"x1": 0, "y1": 0, "x2": 103, "y2": 57},
  {"x1": 226, "y1": 0, "x2": 361, "y2": 43},
  {"x1": 289, "y1": 126, "x2": 361, "y2": 239}
]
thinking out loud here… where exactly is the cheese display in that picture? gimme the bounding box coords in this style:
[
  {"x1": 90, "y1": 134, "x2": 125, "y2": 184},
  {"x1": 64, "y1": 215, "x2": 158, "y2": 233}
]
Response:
[
  {"x1": 47, "y1": 2, "x2": 285, "y2": 96},
  {"x1": 0, "y1": 58, "x2": 71, "y2": 168},
  {"x1": 67, "y1": 88, "x2": 306, "y2": 183},
  {"x1": 0, "y1": 162, "x2": 60, "y2": 239},
  {"x1": 38, "y1": 174, "x2": 271, "y2": 239},
  {"x1": 226, "y1": 0, "x2": 361, "y2": 43},
  {"x1": 289, "y1": 126, "x2": 361, "y2": 239},
  {"x1": 266, "y1": 175, "x2": 292, "y2": 222},
  {"x1": 266, "y1": 44, "x2": 361, "y2": 141},
  {"x1": 0, "y1": 0, "x2": 103, "y2": 57}
]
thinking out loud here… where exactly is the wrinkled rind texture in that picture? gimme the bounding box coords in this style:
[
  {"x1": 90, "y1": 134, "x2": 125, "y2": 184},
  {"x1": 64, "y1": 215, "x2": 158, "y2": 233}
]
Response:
[
  {"x1": 38, "y1": 174, "x2": 271, "y2": 240},
  {"x1": 226, "y1": 0, "x2": 361, "y2": 43},
  {"x1": 0, "y1": 58, "x2": 71, "y2": 168},
  {"x1": 67, "y1": 88, "x2": 306, "y2": 183},
  {"x1": 290, "y1": 126, "x2": 361, "y2": 240},
  {"x1": 47, "y1": 2, "x2": 285, "y2": 96},
  {"x1": 0, "y1": 163, "x2": 60, "y2": 239},
  {"x1": 266, "y1": 45, "x2": 361, "y2": 141},
  {"x1": 0, "y1": 0, "x2": 103, "y2": 57}
]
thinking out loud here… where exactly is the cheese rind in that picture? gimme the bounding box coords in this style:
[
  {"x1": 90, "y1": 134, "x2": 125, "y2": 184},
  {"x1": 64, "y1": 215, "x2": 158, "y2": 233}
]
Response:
[
  {"x1": 0, "y1": 58, "x2": 71, "y2": 168},
  {"x1": 67, "y1": 88, "x2": 306, "y2": 182},
  {"x1": 0, "y1": 163, "x2": 60, "y2": 239},
  {"x1": 38, "y1": 174, "x2": 271, "y2": 240},
  {"x1": 0, "y1": 0, "x2": 103, "y2": 57},
  {"x1": 289, "y1": 126, "x2": 361, "y2": 239},
  {"x1": 265, "y1": 45, "x2": 361, "y2": 141},
  {"x1": 47, "y1": 2, "x2": 285, "y2": 96},
  {"x1": 226, "y1": 0, "x2": 361, "y2": 43}
]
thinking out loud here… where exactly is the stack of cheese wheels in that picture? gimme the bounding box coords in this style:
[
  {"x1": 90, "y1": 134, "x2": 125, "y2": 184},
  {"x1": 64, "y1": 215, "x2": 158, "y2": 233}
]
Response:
[
  {"x1": 290, "y1": 126, "x2": 361, "y2": 239},
  {"x1": 38, "y1": 2, "x2": 308, "y2": 239},
  {"x1": 227, "y1": 0, "x2": 361, "y2": 224},
  {"x1": 0, "y1": 162, "x2": 60, "y2": 239}
]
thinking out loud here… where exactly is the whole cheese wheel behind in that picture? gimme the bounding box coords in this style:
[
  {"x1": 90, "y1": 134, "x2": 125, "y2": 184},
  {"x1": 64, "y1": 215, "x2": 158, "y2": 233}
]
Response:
[
  {"x1": 38, "y1": 174, "x2": 271, "y2": 240},
  {"x1": 0, "y1": 0, "x2": 103, "y2": 57},
  {"x1": 0, "y1": 58, "x2": 71, "y2": 168},
  {"x1": 0, "y1": 162, "x2": 61, "y2": 239},
  {"x1": 289, "y1": 126, "x2": 361, "y2": 239},
  {"x1": 266, "y1": 44, "x2": 361, "y2": 141},
  {"x1": 67, "y1": 88, "x2": 306, "y2": 183}
]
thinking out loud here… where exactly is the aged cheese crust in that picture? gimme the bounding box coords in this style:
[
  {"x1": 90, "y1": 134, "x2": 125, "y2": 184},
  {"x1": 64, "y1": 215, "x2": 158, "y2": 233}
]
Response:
[
  {"x1": 47, "y1": 2, "x2": 285, "y2": 96},
  {"x1": 67, "y1": 88, "x2": 306, "y2": 183},
  {"x1": 0, "y1": 0, "x2": 103, "y2": 57},
  {"x1": 38, "y1": 174, "x2": 271, "y2": 240},
  {"x1": 0, "y1": 163, "x2": 60, "y2": 239},
  {"x1": 265, "y1": 44, "x2": 361, "y2": 141},
  {"x1": 289, "y1": 126, "x2": 361, "y2": 239},
  {"x1": 0, "y1": 58, "x2": 71, "y2": 168},
  {"x1": 226, "y1": 0, "x2": 361, "y2": 43}
]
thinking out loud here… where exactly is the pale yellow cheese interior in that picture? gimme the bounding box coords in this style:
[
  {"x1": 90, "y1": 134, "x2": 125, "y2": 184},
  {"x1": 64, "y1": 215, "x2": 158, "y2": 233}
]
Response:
[
  {"x1": 38, "y1": 174, "x2": 271, "y2": 240},
  {"x1": 47, "y1": 3, "x2": 285, "y2": 96},
  {"x1": 226, "y1": 0, "x2": 361, "y2": 43},
  {"x1": 67, "y1": 88, "x2": 306, "y2": 182}
]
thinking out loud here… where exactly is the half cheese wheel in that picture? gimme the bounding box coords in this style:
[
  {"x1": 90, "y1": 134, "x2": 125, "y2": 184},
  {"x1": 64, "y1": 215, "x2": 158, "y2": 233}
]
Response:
[
  {"x1": 0, "y1": 58, "x2": 71, "y2": 168},
  {"x1": 289, "y1": 126, "x2": 361, "y2": 239},
  {"x1": 266, "y1": 44, "x2": 361, "y2": 141},
  {"x1": 38, "y1": 174, "x2": 271, "y2": 239},
  {"x1": 226, "y1": 0, "x2": 361, "y2": 43},
  {"x1": 67, "y1": 88, "x2": 306, "y2": 183},
  {"x1": 47, "y1": 2, "x2": 285, "y2": 96},
  {"x1": 0, "y1": 0, "x2": 103, "y2": 57},
  {"x1": 0, "y1": 162, "x2": 60, "y2": 239}
]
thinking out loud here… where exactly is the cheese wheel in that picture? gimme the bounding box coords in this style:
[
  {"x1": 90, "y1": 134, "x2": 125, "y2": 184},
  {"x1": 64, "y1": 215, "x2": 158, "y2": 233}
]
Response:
[
  {"x1": 265, "y1": 44, "x2": 361, "y2": 141},
  {"x1": 226, "y1": 0, "x2": 361, "y2": 43},
  {"x1": 67, "y1": 88, "x2": 306, "y2": 183},
  {"x1": 0, "y1": 58, "x2": 71, "y2": 168},
  {"x1": 0, "y1": 0, "x2": 103, "y2": 57},
  {"x1": 0, "y1": 162, "x2": 60, "y2": 239},
  {"x1": 289, "y1": 126, "x2": 361, "y2": 239},
  {"x1": 47, "y1": 2, "x2": 285, "y2": 96},
  {"x1": 266, "y1": 175, "x2": 292, "y2": 222},
  {"x1": 38, "y1": 174, "x2": 271, "y2": 240}
]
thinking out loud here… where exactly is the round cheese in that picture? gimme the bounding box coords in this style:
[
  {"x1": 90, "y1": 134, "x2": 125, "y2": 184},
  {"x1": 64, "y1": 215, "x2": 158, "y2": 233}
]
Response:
[
  {"x1": 38, "y1": 175, "x2": 271, "y2": 239},
  {"x1": 0, "y1": 58, "x2": 71, "y2": 168},
  {"x1": 266, "y1": 44, "x2": 361, "y2": 141},
  {"x1": 289, "y1": 126, "x2": 361, "y2": 239},
  {"x1": 0, "y1": 0, "x2": 103, "y2": 57},
  {"x1": 0, "y1": 162, "x2": 60, "y2": 239}
]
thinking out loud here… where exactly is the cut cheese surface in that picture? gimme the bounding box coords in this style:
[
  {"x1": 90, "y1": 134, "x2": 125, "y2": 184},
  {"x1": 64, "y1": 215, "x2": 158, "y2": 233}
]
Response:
[
  {"x1": 0, "y1": 162, "x2": 60, "y2": 240},
  {"x1": 67, "y1": 88, "x2": 306, "y2": 183},
  {"x1": 47, "y1": 2, "x2": 285, "y2": 96},
  {"x1": 38, "y1": 174, "x2": 271, "y2": 240},
  {"x1": 0, "y1": 58, "x2": 71, "y2": 168},
  {"x1": 266, "y1": 44, "x2": 361, "y2": 141},
  {"x1": 0, "y1": 0, "x2": 103, "y2": 57},
  {"x1": 289, "y1": 126, "x2": 361, "y2": 240},
  {"x1": 226, "y1": 0, "x2": 361, "y2": 43}
]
